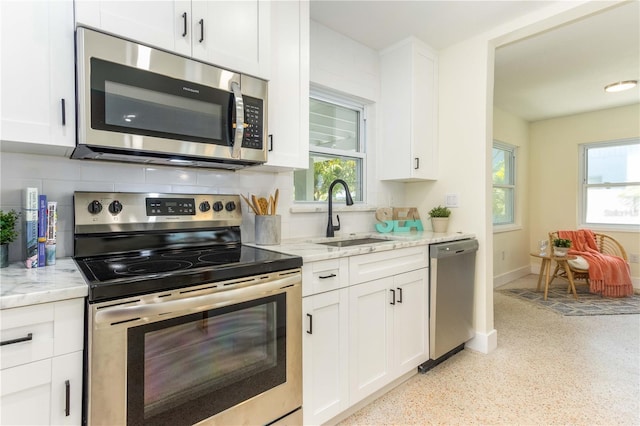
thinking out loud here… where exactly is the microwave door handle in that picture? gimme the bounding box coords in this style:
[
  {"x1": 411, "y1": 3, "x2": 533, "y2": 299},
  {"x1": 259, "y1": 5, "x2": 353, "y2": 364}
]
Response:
[{"x1": 230, "y1": 81, "x2": 244, "y2": 159}]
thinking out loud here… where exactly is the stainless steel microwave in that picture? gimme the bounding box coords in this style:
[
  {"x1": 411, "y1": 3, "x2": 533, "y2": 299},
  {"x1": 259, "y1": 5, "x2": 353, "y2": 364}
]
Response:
[{"x1": 73, "y1": 28, "x2": 268, "y2": 170}]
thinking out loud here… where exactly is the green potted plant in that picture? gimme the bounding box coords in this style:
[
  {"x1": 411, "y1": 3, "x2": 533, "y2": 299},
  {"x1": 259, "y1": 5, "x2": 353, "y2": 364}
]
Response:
[
  {"x1": 552, "y1": 238, "x2": 571, "y2": 257},
  {"x1": 0, "y1": 209, "x2": 20, "y2": 268},
  {"x1": 428, "y1": 205, "x2": 451, "y2": 233}
]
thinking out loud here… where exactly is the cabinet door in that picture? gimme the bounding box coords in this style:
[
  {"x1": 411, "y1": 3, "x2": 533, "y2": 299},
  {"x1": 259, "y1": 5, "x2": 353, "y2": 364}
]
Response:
[
  {"x1": 74, "y1": 0, "x2": 192, "y2": 57},
  {"x1": 348, "y1": 277, "x2": 394, "y2": 404},
  {"x1": 50, "y1": 351, "x2": 83, "y2": 425},
  {"x1": 261, "y1": 0, "x2": 309, "y2": 170},
  {"x1": 392, "y1": 269, "x2": 428, "y2": 375},
  {"x1": 0, "y1": 359, "x2": 52, "y2": 425},
  {"x1": 0, "y1": 0, "x2": 75, "y2": 149},
  {"x1": 302, "y1": 289, "x2": 349, "y2": 426},
  {"x1": 379, "y1": 38, "x2": 438, "y2": 182},
  {"x1": 192, "y1": 0, "x2": 270, "y2": 79}
]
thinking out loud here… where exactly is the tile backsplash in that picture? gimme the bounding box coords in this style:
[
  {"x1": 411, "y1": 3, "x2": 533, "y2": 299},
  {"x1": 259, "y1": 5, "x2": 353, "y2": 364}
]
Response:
[{"x1": 1, "y1": 152, "x2": 384, "y2": 263}]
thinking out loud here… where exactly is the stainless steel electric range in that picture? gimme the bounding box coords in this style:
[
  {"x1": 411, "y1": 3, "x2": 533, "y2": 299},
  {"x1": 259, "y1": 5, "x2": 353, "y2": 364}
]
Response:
[{"x1": 73, "y1": 191, "x2": 302, "y2": 426}]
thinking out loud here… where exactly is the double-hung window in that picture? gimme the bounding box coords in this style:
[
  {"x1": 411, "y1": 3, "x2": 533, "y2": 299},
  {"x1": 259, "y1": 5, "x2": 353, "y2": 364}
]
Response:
[
  {"x1": 580, "y1": 139, "x2": 640, "y2": 228},
  {"x1": 293, "y1": 90, "x2": 365, "y2": 202},
  {"x1": 492, "y1": 141, "x2": 516, "y2": 226}
]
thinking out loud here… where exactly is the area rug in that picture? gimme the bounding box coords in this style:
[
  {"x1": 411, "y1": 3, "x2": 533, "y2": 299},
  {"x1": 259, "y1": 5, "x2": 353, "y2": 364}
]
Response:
[{"x1": 498, "y1": 286, "x2": 640, "y2": 316}]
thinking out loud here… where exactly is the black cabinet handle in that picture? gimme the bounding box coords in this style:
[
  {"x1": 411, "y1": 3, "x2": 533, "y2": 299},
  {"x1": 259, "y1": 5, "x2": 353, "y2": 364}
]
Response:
[
  {"x1": 1, "y1": 333, "x2": 33, "y2": 346},
  {"x1": 390, "y1": 289, "x2": 396, "y2": 305},
  {"x1": 181, "y1": 12, "x2": 188, "y2": 37},
  {"x1": 65, "y1": 380, "x2": 70, "y2": 416},
  {"x1": 414, "y1": 157, "x2": 420, "y2": 169},
  {"x1": 306, "y1": 313, "x2": 313, "y2": 334},
  {"x1": 268, "y1": 134, "x2": 273, "y2": 152},
  {"x1": 397, "y1": 287, "x2": 403, "y2": 303},
  {"x1": 61, "y1": 99, "x2": 66, "y2": 126},
  {"x1": 199, "y1": 19, "x2": 204, "y2": 43},
  {"x1": 319, "y1": 273, "x2": 336, "y2": 279}
]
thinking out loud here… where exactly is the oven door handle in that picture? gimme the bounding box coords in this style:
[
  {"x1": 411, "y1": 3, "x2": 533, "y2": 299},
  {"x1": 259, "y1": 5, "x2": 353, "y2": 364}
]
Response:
[{"x1": 94, "y1": 275, "x2": 300, "y2": 325}]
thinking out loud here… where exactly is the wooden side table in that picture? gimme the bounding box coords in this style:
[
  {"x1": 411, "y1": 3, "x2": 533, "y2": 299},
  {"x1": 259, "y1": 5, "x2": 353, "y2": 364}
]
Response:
[{"x1": 529, "y1": 253, "x2": 578, "y2": 300}]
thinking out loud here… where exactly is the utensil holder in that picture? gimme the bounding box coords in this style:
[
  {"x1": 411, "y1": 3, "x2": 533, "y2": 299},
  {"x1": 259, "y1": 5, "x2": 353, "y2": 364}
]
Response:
[{"x1": 255, "y1": 215, "x2": 281, "y2": 245}]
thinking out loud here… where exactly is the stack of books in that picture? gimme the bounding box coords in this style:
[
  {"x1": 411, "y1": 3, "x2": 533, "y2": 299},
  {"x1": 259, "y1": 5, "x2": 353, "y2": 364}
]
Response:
[{"x1": 23, "y1": 188, "x2": 57, "y2": 268}]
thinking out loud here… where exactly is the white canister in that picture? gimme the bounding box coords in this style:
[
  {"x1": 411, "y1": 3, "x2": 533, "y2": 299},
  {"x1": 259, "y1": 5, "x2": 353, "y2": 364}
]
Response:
[{"x1": 255, "y1": 215, "x2": 281, "y2": 245}]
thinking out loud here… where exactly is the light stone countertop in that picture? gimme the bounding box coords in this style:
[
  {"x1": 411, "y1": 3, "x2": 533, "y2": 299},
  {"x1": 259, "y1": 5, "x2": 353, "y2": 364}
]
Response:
[
  {"x1": 250, "y1": 231, "x2": 476, "y2": 262},
  {"x1": 0, "y1": 231, "x2": 474, "y2": 310},
  {"x1": 0, "y1": 258, "x2": 88, "y2": 310}
]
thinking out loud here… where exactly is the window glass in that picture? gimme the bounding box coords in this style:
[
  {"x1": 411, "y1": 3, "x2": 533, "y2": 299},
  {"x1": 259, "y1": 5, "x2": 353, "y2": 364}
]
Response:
[
  {"x1": 294, "y1": 92, "x2": 365, "y2": 202},
  {"x1": 581, "y1": 140, "x2": 640, "y2": 227},
  {"x1": 492, "y1": 142, "x2": 516, "y2": 225}
]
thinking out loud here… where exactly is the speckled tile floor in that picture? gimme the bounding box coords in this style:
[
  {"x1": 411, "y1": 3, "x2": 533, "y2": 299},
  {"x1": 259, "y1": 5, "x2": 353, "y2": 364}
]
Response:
[{"x1": 337, "y1": 275, "x2": 640, "y2": 425}]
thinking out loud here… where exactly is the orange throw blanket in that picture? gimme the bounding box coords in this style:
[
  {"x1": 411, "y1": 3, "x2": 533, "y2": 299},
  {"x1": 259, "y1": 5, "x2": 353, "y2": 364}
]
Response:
[{"x1": 558, "y1": 230, "x2": 633, "y2": 298}]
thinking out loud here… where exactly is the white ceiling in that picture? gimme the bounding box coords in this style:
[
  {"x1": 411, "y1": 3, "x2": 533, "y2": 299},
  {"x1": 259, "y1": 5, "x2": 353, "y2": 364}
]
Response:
[{"x1": 310, "y1": 0, "x2": 640, "y2": 122}]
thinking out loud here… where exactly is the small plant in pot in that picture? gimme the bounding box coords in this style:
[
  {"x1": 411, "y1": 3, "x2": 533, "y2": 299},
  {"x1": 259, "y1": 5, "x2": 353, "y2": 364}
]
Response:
[
  {"x1": 429, "y1": 205, "x2": 451, "y2": 233},
  {"x1": 552, "y1": 238, "x2": 571, "y2": 257},
  {"x1": 0, "y1": 209, "x2": 20, "y2": 268}
]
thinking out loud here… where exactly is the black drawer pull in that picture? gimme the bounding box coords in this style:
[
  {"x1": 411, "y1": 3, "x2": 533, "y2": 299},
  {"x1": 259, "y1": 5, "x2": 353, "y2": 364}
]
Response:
[
  {"x1": 390, "y1": 289, "x2": 396, "y2": 305},
  {"x1": 1, "y1": 333, "x2": 33, "y2": 346},
  {"x1": 65, "y1": 380, "x2": 70, "y2": 416},
  {"x1": 319, "y1": 273, "x2": 336, "y2": 279},
  {"x1": 397, "y1": 287, "x2": 403, "y2": 303},
  {"x1": 268, "y1": 134, "x2": 273, "y2": 152},
  {"x1": 61, "y1": 99, "x2": 66, "y2": 126},
  {"x1": 199, "y1": 19, "x2": 204, "y2": 42},
  {"x1": 181, "y1": 12, "x2": 188, "y2": 37},
  {"x1": 306, "y1": 313, "x2": 313, "y2": 334}
]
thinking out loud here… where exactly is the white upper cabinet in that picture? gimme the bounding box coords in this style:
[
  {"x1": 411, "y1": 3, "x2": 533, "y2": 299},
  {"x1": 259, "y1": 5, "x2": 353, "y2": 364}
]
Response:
[
  {"x1": 74, "y1": 0, "x2": 192, "y2": 57},
  {"x1": 259, "y1": 0, "x2": 310, "y2": 170},
  {"x1": 74, "y1": 0, "x2": 270, "y2": 79},
  {"x1": 0, "y1": 0, "x2": 75, "y2": 151},
  {"x1": 191, "y1": 0, "x2": 270, "y2": 78},
  {"x1": 379, "y1": 37, "x2": 438, "y2": 182}
]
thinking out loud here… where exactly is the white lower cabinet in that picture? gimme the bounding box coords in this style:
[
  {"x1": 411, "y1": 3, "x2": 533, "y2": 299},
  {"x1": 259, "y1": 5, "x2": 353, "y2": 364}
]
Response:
[
  {"x1": 302, "y1": 247, "x2": 429, "y2": 425},
  {"x1": 348, "y1": 269, "x2": 428, "y2": 404},
  {"x1": 0, "y1": 299, "x2": 84, "y2": 425},
  {"x1": 302, "y1": 289, "x2": 349, "y2": 426}
]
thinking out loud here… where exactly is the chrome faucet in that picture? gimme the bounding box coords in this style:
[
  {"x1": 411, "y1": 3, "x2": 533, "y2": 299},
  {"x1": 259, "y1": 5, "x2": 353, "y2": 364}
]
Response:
[{"x1": 326, "y1": 179, "x2": 354, "y2": 237}]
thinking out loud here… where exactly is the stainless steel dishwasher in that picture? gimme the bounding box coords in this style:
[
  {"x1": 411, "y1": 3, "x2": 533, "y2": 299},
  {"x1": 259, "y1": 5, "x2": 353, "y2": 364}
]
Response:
[{"x1": 419, "y1": 238, "x2": 478, "y2": 373}]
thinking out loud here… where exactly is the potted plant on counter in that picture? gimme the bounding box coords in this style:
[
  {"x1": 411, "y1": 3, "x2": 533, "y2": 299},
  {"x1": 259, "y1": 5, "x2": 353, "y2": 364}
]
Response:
[
  {"x1": 552, "y1": 238, "x2": 571, "y2": 257},
  {"x1": 428, "y1": 205, "x2": 451, "y2": 233},
  {"x1": 0, "y1": 209, "x2": 20, "y2": 268}
]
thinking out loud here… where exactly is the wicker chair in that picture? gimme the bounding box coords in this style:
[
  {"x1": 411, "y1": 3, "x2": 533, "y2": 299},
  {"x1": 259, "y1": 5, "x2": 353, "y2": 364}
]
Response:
[{"x1": 548, "y1": 231, "x2": 628, "y2": 286}]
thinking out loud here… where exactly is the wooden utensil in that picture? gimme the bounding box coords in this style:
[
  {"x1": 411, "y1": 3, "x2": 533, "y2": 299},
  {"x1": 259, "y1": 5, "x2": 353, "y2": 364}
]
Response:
[
  {"x1": 252, "y1": 195, "x2": 262, "y2": 215},
  {"x1": 269, "y1": 195, "x2": 275, "y2": 215},
  {"x1": 241, "y1": 194, "x2": 259, "y2": 215},
  {"x1": 273, "y1": 189, "x2": 279, "y2": 215},
  {"x1": 258, "y1": 197, "x2": 269, "y2": 216}
]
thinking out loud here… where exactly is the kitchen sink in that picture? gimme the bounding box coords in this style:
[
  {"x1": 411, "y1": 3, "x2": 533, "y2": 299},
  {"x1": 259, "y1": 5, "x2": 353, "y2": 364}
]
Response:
[{"x1": 316, "y1": 237, "x2": 390, "y2": 247}]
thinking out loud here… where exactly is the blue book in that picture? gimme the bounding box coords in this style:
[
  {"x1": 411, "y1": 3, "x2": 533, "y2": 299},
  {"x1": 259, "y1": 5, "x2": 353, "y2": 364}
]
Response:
[
  {"x1": 38, "y1": 195, "x2": 47, "y2": 267},
  {"x1": 23, "y1": 188, "x2": 38, "y2": 268}
]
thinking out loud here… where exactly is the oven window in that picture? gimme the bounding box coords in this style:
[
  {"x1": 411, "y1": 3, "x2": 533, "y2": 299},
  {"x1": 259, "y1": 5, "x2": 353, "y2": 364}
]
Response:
[{"x1": 127, "y1": 293, "x2": 287, "y2": 426}]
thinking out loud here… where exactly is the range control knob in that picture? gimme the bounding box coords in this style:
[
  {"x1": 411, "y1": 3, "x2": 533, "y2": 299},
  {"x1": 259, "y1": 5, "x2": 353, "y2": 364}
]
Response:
[
  {"x1": 108, "y1": 200, "x2": 123, "y2": 215},
  {"x1": 88, "y1": 200, "x2": 103, "y2": 214},
  {"x1": 225, "y1": 201, "x2": 236, "y2": 212},
  {"x1": 199, "y1": 201, "x2": 211, "y2": 212},
  {"x1": 212, "y1": 201, "x2": 224, "y2": 212}
]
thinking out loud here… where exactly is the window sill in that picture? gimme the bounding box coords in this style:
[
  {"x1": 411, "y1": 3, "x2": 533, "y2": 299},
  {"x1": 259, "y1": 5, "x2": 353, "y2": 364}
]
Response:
[
  {"x1": 578, "y1": 223, "x2": 640, "y2": 233},
  {"x1": 290, "y1": 203, "x2": 378, "y2": 214},
  {"x1": 493, "y1": 224, "x2": 523, "y2": 234}
]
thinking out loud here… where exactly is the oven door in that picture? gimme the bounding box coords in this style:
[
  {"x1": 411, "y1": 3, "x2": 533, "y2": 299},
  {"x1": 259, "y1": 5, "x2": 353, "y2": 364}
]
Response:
[{"x1": 87, "y1": 271, "x2": 302, "y2": 426}]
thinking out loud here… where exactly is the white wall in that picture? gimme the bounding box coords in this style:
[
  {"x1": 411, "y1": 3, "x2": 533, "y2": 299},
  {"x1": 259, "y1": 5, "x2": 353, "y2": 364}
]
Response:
[{"x1": 492, "y1": 107, "x2": 531, "y2": 287}]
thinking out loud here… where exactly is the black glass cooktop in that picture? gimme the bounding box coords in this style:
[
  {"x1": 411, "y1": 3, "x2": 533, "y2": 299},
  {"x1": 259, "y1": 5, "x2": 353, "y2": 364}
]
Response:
[{"x1": 75, "y1": 244, "x2": 302, "y2": 302}]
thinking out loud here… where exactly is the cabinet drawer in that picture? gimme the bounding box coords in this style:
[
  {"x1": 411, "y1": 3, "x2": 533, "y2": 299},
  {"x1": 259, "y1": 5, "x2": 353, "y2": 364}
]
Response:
[
  {"x1": 0, "y1": 358, "x2": 52, "y2": 425},
  {"x1": 302, "y1": 258, "x2": 349, "y2": 297},
  {"x1": 1, "y1": 299, "x2": 84, "y2": 370},
  {"x1": 349, "y1": 246, "x2": 428, "y2": 285}
]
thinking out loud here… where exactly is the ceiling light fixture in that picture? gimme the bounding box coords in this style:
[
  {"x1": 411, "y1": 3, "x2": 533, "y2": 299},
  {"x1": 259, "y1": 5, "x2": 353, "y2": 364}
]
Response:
[{"x1": 604, "y1": 80, "x2": 638, "y2": 93}]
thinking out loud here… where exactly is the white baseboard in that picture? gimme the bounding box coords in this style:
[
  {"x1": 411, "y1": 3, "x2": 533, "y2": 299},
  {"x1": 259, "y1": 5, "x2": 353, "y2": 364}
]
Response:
[
  {"x1": 465, "y1": 329, "x2": 498, "y2": 354},
  {"x1": 493, "y1": 266, "x2": 531, "y2": 288}
]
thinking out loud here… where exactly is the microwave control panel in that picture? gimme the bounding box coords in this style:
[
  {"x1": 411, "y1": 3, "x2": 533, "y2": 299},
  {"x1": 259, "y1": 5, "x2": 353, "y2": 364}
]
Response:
[{"x1": 242, "y1": 96, "x2": 264, "y2": 149}]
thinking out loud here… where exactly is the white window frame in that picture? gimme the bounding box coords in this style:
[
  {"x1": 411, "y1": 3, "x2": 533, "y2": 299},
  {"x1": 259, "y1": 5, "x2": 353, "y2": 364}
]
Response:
[
  {"x1": 492, "y1": 141, "x2": 517, "y2": 228},
  {"x1": 294, "y1": 87, "x2": 367, "y2": 203},
  {"x1": 579, "y1": 138, "x2": 640, "y2": 231}
]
